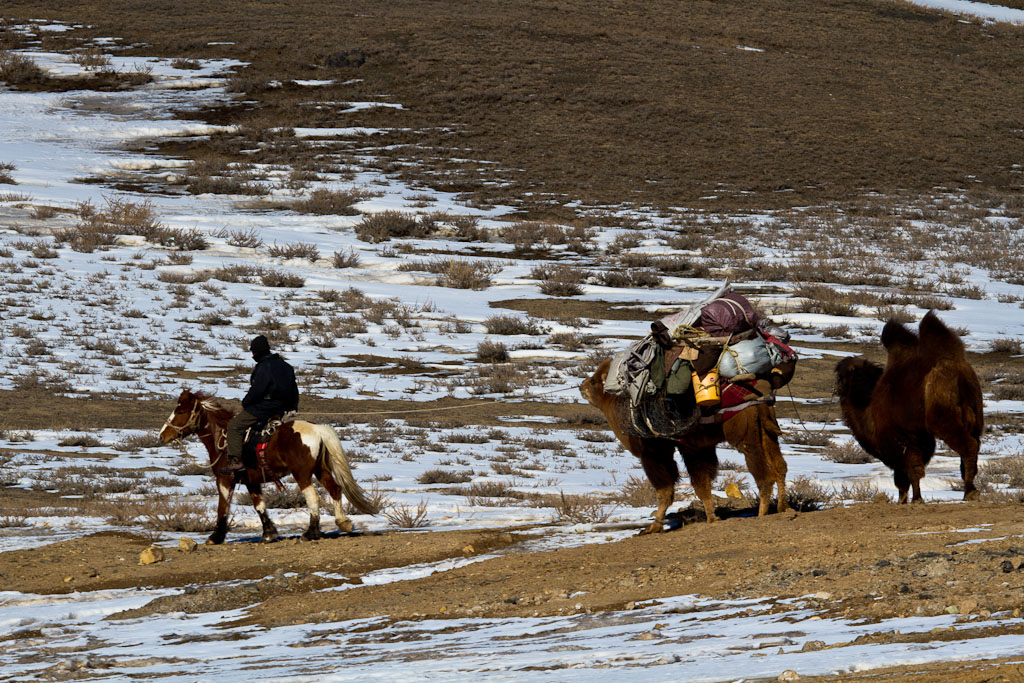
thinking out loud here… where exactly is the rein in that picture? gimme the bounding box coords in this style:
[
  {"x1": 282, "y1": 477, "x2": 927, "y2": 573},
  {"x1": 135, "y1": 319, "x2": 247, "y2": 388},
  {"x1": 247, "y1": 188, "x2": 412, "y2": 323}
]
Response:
[{"x1": 163, "y1": 399, "x2": 228, "y2": 468}]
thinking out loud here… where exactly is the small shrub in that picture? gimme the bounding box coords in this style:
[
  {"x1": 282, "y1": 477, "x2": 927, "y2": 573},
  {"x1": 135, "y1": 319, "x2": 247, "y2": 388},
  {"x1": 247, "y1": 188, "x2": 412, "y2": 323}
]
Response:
[
  {"x1": 223, "y1": 228, "x2": 264, "y2": 249},
  {"x1": 212, "y1": 264, "x2": 262, "y2": 283},
  {"x1": 71, "y1": 49, "x2": 111, "y2": 70},
  {"x1": 114, "y1": 433, "x2": 163, "y2": 453},
  {"x1": 876, "y1": 305, "x2": 915, "y2": 324},
  {"x1": 595, "y1": 269, "x2": 663, "y2": 289},
  {"x1": 785, "y1": 476, "x2": 836, "y2": 511},
  {"x1": 834, "y1": 481, "x2": 886, "y2": 502},
  {"x1": 0, "y1": 161, "x2": 14, "y2": 185},
  {"x1": 0, "y1": 51, "x2": 45, "y2": 85},
  {"x1": 354, "y1": 210, "x2": 430, "y2": 242},
  {"x1": 823, "y1": 441, "x2": 874, "y2": 464},
  {"x1": 58, "y1": 434, "x2": 104, "y2": 448},
  {"x1": 983, "y1": 454, "x2": 1024, "y2": 488},
  {"x1": 531, "y1": 263, "x2": 589, "y2": 296},
  {"x1": 821, "y1": 324, "x2": 853, "y2": 339},
  {"x1": 268, "y1": 241, "x2": 320, "y2": 261},
  {"x1": 783, "y1": 430, "x2": 834, "y2": 447},
  {"x1": 615, "y1": 475, "x2": 658, "y2": 508},
  {"x1": 466, "y1": 363, "x2": 532, "y2": 395},
  {"x1": 293, "y1": 188, "x2": 367, "y2": 215},
  {"x1": 417, "y1": 469, "x2": 473, "y2": 485},
  {"x1": 171, "y1": 57, "x2": 202, "y2": 70},
  {"x1": 31, "y1": 205, "x2": 57, "y2": 220},
  {"x1": 553, "y1": 491, "x2": 616, "y2": 524},
  {"x1": 384, "y1": 499, "x2": 431, "y2": 528},
  {"x1": 260, "y1": 269, "x2": 305, "y2": 288},
  {"x1": 476, "y1": 339, "x2": 509, "y2": 362},
  {"x1": 483, "y1": 314, "x2": 547, "y2": 336},
  {"x1": 432, "y1": 258, "x2": 502, "y2": 289},
  {"x1": 547, "y1": 331, "x2": 593, "y2": 350},
  {"x1": 992, "y1": 338, "x2": 1023, "y2": 354},
  {"x1": 793, "y1": 284, "x2": 859, "y2": 317},
  {"x1": 140, "y1": 495, "x2": 214, "y2": 532},
  {"x1": 332, "y1": 248, "x2": 360, "y2": 268},
  {"x1": 161, "y1": 228, "x2": 209, "y2": 251}
]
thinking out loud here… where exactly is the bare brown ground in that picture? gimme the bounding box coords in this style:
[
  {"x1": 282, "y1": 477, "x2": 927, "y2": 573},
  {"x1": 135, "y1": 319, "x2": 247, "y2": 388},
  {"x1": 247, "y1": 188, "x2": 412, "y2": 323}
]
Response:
[
  {"x1": 5, "y1": 0, "x2": 1024, "y2": 212},
  {"x1": 6, "y1": 501, "x2": 1024, "y2": 683}
]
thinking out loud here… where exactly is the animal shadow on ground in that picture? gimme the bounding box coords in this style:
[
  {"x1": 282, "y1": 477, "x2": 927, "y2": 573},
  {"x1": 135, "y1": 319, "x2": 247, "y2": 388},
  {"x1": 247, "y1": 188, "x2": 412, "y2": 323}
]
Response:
[{"x1": 835, "y1": 311, "x2": 983, "y2": 504}]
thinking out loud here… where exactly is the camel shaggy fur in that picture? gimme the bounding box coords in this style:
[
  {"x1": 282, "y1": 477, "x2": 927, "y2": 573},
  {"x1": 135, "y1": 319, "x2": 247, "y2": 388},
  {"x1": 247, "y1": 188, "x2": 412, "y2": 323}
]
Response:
[
  {"x1": 835, "y1": 311, "x2": 983, "y2": 503},
  {"x1": 581, "y1": 359, "x2": 789, "y2": 534}
]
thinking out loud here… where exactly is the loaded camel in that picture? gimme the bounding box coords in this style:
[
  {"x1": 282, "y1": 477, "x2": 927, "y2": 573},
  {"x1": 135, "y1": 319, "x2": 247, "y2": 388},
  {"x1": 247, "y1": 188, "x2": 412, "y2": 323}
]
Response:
[{"x1": 581, "y1": 359, "x2": 790, "y2": 534}]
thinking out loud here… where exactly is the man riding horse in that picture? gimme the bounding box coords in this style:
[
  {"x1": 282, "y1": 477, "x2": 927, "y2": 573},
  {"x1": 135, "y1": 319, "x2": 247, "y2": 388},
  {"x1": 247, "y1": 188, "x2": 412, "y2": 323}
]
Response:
[{"x1": 221, "y1": 335, "x2": 299, "y2": 474}]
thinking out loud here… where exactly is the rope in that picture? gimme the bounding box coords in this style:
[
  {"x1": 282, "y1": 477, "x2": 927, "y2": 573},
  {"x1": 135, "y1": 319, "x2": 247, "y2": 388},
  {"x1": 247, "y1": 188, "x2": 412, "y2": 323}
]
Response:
[
  {"x1": 297, "y1": 385, "x2": 580, "y2": 418},
  {"x1": 783, "y1": 382, "x2": 838, "y2": 435}
]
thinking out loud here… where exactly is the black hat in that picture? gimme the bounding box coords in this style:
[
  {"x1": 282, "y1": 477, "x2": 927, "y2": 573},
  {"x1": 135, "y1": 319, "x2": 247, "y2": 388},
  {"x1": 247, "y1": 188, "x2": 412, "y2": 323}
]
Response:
[{"x1": 249, "y1": 335, "x2": 271, "y2": 357}]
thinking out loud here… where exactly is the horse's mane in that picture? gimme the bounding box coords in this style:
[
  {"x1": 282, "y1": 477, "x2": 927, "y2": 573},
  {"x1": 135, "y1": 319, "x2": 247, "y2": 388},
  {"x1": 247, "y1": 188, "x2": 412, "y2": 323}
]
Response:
[{"x1": 191, "y1": 390, "x2": 236, "y2": 426}]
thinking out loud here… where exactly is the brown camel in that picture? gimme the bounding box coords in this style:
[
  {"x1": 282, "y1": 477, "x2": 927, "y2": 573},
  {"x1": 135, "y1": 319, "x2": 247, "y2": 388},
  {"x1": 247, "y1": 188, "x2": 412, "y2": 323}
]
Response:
[
  {"x1": 581, "y1": 359, "x2": 789, "y2": 534},
  {"x1": 834, "y1": 311, "x2": 983, "y2": 504}
]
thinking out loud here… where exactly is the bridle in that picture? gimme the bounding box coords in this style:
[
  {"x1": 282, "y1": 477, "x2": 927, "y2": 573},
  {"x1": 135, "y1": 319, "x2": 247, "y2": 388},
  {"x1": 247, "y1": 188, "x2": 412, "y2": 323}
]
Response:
[
  {"x1": 163, "y1": 398, "x2": 229, "y2": 467},
  {"x1": 162, "y1": 400, "x2": 203, "y2": 441}
]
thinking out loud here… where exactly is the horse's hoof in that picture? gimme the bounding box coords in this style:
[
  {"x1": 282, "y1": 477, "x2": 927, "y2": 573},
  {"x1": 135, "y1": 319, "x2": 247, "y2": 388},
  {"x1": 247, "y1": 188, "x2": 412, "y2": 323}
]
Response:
[
  {"x1": 638, "y1": 523, "x2": 663, "y2": 535},
  {"x1": 261, "y1": 534, "x2": 279, "y2": 543},
  {"x1": 205, "y1": 537, "x2": 223, "y2": 545},
  {"x1": 336, "y1": 520, "x2": 353, "y2": 534},
  {"x1": 964, "y1": 490, "x2": 981, "y2": 502},
  {"x1": 301, "y1": 531, "x2": 321, "y2": 542}
]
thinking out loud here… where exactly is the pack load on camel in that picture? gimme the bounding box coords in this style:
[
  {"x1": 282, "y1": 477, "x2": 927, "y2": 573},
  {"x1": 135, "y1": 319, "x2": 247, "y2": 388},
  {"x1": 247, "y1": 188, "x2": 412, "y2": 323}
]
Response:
[{"x1": 603, "y1": 283, "x2": 797, "y2": 440}]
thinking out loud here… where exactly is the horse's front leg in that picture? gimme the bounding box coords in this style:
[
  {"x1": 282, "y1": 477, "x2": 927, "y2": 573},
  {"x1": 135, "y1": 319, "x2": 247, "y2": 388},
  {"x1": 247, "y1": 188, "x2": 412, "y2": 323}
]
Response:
[
  {"x1": 246, "y1": 481, "x2": 279, "y2": 543},
  {"x1": 207, "y1": 474, "x2": 237, "y2": 545}
]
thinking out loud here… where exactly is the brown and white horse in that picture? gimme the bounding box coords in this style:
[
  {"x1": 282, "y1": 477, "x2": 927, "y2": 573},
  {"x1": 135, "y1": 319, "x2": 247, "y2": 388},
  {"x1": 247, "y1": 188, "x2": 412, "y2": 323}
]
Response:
[{"x1": 158, "y1": 389, "x2": 378, "y2": 544}]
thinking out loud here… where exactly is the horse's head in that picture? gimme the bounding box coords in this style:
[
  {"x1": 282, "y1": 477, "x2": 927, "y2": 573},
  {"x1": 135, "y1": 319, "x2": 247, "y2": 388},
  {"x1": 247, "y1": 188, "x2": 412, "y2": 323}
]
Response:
[{"x1": 159, "y1": 389, "x2": 202, "y2": 444}]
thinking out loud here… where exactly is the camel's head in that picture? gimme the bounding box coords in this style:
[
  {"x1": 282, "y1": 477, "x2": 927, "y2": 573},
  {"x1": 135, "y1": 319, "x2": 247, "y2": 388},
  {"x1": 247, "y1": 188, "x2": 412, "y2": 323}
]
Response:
[
  {"x1": 580, "y1": 359, "x2": 611, "y2": 407},
  {"x1": 834, "y1": 356, "x2": 883, "y2": 409}
]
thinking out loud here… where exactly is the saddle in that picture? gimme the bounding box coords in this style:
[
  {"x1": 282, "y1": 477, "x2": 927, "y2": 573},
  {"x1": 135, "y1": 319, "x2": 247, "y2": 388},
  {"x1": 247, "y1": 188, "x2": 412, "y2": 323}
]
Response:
[{"x1": 240, "y1": 412, "x2": 296, "y2": 470}]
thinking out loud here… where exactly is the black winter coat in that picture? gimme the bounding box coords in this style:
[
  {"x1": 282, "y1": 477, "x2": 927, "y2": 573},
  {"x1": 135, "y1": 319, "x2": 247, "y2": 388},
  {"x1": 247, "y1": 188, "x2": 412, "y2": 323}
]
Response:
[{"x1": 242, "y1": 353, "x2": 299, "y2": 420}]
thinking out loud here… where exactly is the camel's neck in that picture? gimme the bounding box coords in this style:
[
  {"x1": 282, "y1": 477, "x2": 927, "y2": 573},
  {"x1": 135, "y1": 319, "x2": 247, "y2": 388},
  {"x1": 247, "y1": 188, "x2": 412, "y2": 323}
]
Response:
[{"x1": 838, "y1": 397, "x2": 878, "y2": 454}]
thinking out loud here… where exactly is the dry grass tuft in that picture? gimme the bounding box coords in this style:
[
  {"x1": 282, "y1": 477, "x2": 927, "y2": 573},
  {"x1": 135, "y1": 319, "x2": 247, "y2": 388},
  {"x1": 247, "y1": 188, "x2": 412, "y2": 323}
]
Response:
[
  {"x1": 614, "y1": 474, "x2": 659, "y2": 508},
  {"x1": 0, "y1": 50, "x2": 44, "y2": 85},
  {"x1": 293, "y1": 188, "x2": 368, "y2": 215},
  {"x1": 552, "y1": 491, "x2": 616, "y2": 524},
  {"x1": 384, "y1": 499, "x2": 431, "y2": 528},
  {"x1": 823, "y1": 441, "x2": 874, "y2": 464},
  {"x1": 268, "y1": 241, "x2": 320, "y2": 261},
  {"x1": 483, "y1": 314, "x2": 547, "y2": 335}
]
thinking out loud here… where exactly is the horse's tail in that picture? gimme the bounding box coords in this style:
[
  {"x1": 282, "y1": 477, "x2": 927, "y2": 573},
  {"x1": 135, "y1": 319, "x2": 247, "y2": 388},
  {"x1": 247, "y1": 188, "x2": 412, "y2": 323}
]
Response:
[{"x1": 312, "y1": 424, "x2": 379, "y2": 515}]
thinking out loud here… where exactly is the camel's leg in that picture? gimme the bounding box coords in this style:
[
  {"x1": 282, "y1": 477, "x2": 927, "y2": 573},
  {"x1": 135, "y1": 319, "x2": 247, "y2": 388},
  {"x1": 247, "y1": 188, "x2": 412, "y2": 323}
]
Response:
[
  {"x1": 907, "y1": 448, "x2": 928, "y2": 503},
  {"x1": 207, "y1": 474, "x2": 237, "y2": 545},
  {"x1": 317, "y1": 468, "x2": 353, "y2": 534},
  {"x1": 724, "y1": 403, "x2": 788, "y2": 516},
  {"x1": 893, "y1": 469, "x2": 911, "y2": 504},
  {"x1": 245, "y1": 481, "x2": 279, "y2": 543},
  {"x1": 941, "y1": 431, "x2": 981, "y2": 501},
  {"x1": 679, "y1": 444, "x2": 719, "y2": 523},
  {"x1": 637, "y1": 443, "x2": 680, "y2": 534}
]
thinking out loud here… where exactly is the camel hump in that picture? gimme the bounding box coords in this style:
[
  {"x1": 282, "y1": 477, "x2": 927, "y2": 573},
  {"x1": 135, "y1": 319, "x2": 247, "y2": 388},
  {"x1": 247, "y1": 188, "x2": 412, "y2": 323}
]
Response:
[
  {"x1": 881, "y1": 319, "x2": 918, "y2": 351},
  {"x1": 918, "y1": 310, "x2": 964, "y2": 359}
]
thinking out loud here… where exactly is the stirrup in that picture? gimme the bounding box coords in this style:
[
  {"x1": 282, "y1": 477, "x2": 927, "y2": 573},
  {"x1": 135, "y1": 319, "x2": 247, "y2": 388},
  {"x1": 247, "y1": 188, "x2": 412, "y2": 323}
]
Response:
[{"x1": 219, "y1": 458, "x2": 245, "y2": 474}]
